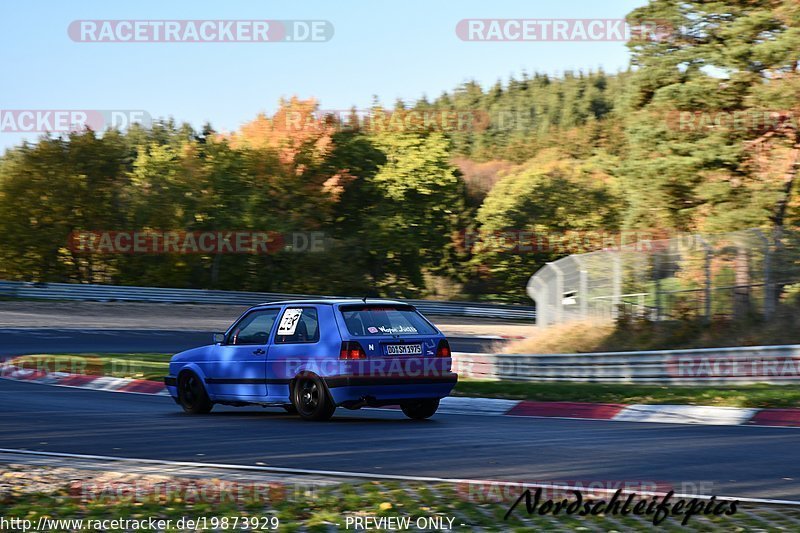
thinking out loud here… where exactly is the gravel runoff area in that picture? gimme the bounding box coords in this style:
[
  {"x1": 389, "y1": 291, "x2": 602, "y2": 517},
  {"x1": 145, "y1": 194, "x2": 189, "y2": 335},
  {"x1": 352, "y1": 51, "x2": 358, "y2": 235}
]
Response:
[{"x1": 0, "y1": 301, "x2": 534, "y2": 337}]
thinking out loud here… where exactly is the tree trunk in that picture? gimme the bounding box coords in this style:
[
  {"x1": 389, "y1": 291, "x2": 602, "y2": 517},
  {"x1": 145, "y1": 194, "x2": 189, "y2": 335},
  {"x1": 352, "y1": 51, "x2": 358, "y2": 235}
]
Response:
[
  {"x1": 733, "y1": 246, "x2": 751, "y2": 320},
  {"x1": 769, "y1": 140, "x2": 800, "y2": 307}
]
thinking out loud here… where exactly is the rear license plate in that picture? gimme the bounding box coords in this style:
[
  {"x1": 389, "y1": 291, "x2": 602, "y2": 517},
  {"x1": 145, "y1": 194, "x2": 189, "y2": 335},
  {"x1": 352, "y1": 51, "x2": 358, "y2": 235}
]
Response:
[{"x1": 386, "y1": 344, "x2": 422, "y2": 356}]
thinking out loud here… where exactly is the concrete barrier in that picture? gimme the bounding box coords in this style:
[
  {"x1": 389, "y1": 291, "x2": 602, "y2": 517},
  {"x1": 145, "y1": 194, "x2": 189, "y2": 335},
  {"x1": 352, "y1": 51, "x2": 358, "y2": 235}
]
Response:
[
  {"x1": 0, "y1": 280, "x2": 535, "y2": 321},
  {"x1": 452, "y1": 344, "x2": 800, "y2": 385}
]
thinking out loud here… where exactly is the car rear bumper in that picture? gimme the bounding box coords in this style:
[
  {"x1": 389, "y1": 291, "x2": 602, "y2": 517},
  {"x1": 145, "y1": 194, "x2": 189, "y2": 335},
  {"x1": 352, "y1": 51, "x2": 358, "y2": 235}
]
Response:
[
  {"x1": 325, "y1": 373, "x2": 457, "y2": 388},
  {"x1": 323, "y1": 372, "x2": 458, "y2": 405}
]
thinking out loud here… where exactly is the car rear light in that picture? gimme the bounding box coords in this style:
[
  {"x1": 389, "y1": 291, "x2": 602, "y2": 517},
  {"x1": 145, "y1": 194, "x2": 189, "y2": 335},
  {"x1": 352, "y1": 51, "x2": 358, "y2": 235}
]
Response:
[
  {"x1": 436, "y1": 339, "x2": 451, "y2": 357},
  {"x1": 340, "y1": 341, "x2": 366, "y2": 360}
]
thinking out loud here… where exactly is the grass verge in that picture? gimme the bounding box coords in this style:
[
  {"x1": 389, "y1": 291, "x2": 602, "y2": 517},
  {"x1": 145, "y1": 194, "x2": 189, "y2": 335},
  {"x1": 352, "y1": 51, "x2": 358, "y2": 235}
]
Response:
[
  {"x1": 503, "y1": 313, "x2": 800, "y2": 355},
  {"x1": 2, "y1": 464, "x2": 798, "y2": 532},
  {"x1": 453, "y1": 380, "x2": 800, "y2": 408},
  {"x1": 8, "y1": 353, "x2": 170, "y2": 382}
]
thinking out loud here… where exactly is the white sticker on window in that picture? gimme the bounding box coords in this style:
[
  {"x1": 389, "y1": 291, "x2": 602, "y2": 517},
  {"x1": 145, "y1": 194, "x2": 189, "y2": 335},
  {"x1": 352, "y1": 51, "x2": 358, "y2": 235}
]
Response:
[
  {"x1": 377, "y1": 325, "x2": 418, "y2": 334},
  {"x1": 278, "y1": 308, "x2": 303, "y2": 336}
]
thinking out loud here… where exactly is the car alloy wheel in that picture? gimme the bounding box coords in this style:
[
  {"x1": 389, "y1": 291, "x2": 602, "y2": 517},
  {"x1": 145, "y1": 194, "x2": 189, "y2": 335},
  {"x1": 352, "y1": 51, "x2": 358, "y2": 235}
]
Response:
[
  {"x1": 292, "y1": 375, "x2": 335, "y2": 421},
  {"x1": 178, "y1": 372, "x2": 213, "y2": 414}
]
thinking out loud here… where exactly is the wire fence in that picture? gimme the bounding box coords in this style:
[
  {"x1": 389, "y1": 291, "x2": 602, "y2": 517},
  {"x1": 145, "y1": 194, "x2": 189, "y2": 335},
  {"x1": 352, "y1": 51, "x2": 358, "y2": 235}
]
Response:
[{"x1": 527, "y1": 228, "x2": 800, "y2": 327}]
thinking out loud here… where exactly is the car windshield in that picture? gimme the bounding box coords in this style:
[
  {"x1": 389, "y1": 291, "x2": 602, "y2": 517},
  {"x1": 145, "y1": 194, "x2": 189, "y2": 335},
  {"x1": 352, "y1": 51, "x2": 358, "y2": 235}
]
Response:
[{"x1": 339, "y1": 305, "x2": 437, "y2": 336}]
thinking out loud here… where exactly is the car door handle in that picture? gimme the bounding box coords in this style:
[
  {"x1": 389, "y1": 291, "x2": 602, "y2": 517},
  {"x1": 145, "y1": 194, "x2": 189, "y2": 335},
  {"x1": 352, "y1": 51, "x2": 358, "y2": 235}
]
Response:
[{"x1": 252, "y1": 348, "x2": 265, "y2": 355}]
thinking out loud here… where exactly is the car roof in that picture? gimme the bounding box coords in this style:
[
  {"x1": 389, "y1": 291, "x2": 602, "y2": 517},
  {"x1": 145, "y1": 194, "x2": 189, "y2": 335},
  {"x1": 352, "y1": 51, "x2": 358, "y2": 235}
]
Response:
[{"x1": 252, "y1": 298, "x2": 410, "y2": 308}]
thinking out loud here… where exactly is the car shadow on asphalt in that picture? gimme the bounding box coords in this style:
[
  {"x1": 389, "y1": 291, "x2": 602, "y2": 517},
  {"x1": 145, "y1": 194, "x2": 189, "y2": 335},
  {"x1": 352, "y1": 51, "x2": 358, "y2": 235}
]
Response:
[{"x1": 164, "y1": 408, "x2": 443, "y2": 425}]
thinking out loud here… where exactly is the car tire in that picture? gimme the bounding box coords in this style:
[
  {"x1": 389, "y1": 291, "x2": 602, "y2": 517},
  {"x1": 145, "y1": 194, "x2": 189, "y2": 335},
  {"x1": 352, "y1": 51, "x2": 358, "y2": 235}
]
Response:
[
  {"x1": 292, "y1": 375, "x2": 335, "y2": 421},
  {"x1": 401, "y1": 399, "x2": 439, "y2": 420},
  {"x1": 177, "y1": 372, "x2": 213, "y2": 414}
]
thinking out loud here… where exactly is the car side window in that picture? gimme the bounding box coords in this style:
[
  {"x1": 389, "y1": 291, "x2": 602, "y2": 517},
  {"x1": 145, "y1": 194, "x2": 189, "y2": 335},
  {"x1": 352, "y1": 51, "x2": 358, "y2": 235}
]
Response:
[
  {"x1": 227, "y1": 309, "x2": 279, "y2": 345},
  {"x1": 275, "y1": 307, "x2": 319, "y2": 344}
]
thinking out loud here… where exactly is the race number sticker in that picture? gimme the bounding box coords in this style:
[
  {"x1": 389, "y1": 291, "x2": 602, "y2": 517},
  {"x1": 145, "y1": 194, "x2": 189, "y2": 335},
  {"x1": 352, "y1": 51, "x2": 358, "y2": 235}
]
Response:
[{"x1": 278, "y1": 308, "x2": 303, "y2": 335}]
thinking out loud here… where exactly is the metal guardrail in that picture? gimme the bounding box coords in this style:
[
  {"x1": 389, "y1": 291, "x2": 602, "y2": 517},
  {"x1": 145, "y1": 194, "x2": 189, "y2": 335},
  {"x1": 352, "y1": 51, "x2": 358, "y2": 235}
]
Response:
[
  {"x1": 452, "y1": 344, "x2": 800, "y2": 385},
  {"x1": 0, "y1": 281, "x2": 535, "y2": 321}
]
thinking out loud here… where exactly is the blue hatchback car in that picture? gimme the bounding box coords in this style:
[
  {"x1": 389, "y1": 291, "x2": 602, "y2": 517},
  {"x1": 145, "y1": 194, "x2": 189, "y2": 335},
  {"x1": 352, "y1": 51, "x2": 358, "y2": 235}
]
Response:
[{"x1": 165, "y1": 299, "x2": 458, "y2": 420}]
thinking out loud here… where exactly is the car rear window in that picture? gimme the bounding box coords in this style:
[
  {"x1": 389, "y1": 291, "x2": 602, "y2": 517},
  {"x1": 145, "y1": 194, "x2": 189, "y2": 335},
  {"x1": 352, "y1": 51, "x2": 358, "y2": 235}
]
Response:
[{"x1": 339, "y1": 305, "x2": 437, "y2": 336}]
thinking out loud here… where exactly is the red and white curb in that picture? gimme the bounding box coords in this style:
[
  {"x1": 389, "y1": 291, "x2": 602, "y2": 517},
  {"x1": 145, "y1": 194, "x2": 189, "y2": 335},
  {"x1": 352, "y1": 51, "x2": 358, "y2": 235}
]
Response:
[
  {"x1": 0, "y1": 365, "x2": 168, "y2": 396},
  {"x1": 502, "y1": 401, "x2": 800, "y2": 428},
  {"x1": 2, "y1": 366, "x2": 800, "y2": 427}
]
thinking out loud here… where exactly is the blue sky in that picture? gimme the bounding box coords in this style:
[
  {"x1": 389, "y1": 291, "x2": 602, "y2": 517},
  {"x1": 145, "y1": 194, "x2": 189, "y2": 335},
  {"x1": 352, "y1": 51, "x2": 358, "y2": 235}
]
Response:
[{"x1": 1, "y1": 0, "x2": 647, "y2": 150}]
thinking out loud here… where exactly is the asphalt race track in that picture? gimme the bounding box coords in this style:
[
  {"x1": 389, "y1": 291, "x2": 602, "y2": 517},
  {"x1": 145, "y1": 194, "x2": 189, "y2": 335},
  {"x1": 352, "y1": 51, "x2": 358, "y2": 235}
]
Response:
[
  {"x1": 0, "y1": 329, "x2": 502, "y2": 356},
  {"x1": 2, "y1": 378, "x2": 799, "y2": 501}
]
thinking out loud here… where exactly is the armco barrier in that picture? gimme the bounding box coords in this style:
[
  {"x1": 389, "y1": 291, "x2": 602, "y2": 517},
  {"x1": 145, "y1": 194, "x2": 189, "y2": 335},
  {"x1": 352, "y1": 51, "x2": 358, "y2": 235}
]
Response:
[
  {"x1": 0, "y1": 281, "x2": 535, "y2": 321},
  {"x1": 452, "y1": 345, "x2": 800, "y2": 385}
]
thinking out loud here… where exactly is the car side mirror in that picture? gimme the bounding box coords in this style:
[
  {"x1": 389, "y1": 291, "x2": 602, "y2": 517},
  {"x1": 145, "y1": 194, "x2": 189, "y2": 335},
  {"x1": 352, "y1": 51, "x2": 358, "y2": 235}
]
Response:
[{"x1": 213, "y1": 332, "x2": 225, "y2": 344}]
